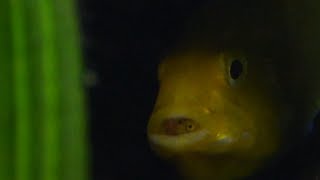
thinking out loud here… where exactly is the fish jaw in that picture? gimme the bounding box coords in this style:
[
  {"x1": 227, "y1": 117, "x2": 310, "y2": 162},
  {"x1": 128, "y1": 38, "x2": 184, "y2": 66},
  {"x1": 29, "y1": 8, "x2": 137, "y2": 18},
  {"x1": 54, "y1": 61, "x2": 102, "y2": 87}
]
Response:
[
  {"x1": 148, "y1": 129, "x2": 210, "y2": 154},
  {"x1": 147, "y1": 113, "x2": 265, "y2": 180},
  {"x1": 147, "y1": 113, "x2": 253, "y2": 158},
  {"x1": 147, "y1": 114, "x2": 207, "y2": 156}
]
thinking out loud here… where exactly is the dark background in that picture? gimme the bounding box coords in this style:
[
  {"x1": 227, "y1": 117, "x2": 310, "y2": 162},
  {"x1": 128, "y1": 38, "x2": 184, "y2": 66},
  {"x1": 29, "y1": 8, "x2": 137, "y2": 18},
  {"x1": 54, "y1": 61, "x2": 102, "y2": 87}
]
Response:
[
  {"x1": 78, "y1": 0, "x2": 320, "y2": 179},
  {"x1": 78, "y1": 0, "x2": 206, "y2": 179}
]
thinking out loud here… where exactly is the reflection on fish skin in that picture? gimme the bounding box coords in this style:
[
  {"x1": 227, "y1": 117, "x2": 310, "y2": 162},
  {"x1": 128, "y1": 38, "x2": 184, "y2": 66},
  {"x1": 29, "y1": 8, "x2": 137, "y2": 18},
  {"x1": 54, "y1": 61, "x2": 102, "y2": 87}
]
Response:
[{"x1": 147, "y1": 0, "x2": 320, "y2": 179}]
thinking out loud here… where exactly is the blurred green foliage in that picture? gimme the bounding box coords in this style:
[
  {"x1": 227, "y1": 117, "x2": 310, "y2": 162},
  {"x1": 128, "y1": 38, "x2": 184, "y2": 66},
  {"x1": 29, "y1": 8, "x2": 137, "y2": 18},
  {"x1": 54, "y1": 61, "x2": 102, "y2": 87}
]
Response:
[{"x1": 0, "y1": 0, "x2": 89, "y2": 180}]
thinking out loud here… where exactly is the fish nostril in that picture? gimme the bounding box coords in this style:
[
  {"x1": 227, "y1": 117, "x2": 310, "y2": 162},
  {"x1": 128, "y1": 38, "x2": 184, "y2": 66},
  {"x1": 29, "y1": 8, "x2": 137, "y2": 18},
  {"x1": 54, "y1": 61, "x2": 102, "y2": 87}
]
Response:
[{"x1": 162, "y1": 117, "x2": 199, "y2": 136}]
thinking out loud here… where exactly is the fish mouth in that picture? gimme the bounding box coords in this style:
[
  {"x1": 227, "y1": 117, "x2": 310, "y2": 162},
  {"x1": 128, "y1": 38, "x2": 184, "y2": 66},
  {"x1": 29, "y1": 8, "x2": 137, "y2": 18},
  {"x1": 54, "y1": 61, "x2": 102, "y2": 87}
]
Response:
[
  {"x1": 147, "y1": 115, "x2": 211, "y2": 154},
  {"x1": 147, "y1": 115, "x2": 240, "y2": 156}
]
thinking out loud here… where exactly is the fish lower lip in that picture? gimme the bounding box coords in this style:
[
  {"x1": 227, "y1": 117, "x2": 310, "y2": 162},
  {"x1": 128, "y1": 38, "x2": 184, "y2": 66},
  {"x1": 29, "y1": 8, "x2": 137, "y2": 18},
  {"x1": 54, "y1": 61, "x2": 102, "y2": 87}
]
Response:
[{"x1": 148, "y1": 130, "x2": 210, "y2": 152}]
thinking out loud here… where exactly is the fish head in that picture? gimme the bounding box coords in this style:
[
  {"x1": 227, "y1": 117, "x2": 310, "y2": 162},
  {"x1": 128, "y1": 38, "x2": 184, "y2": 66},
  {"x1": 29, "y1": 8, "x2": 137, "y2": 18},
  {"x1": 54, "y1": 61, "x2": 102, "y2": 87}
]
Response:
[
  {"x1": 147, "y1": 50, "x2": 293, "y2": 177},
  {"x1": 146, "y1": 1, "x2": 305, "y2": 179}
]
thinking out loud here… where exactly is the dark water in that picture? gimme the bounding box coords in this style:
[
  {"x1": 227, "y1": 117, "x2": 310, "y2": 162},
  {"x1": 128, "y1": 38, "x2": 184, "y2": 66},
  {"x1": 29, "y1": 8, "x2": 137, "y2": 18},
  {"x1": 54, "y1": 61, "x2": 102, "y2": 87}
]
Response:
[{"x1": 78, "y1": 0, "x2": 320, "y2": 179}]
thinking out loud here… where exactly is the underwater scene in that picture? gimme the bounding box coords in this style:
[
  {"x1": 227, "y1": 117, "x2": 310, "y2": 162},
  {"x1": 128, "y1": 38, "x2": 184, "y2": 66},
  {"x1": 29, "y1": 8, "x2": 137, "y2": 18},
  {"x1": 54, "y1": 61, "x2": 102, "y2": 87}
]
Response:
[
  {"x1": 1, "y1": 0, "x2": 320, "y2": 179},
  {"x1": 86, "y1": 0, "x2": 320, "y2": 179}
]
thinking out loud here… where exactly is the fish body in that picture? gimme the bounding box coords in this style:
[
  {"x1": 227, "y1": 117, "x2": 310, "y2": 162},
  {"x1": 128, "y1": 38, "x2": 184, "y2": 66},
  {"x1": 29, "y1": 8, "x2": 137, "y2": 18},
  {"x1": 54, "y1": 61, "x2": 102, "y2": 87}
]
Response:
[{"x1": 147, "y1": 1, "x2": 320, "y2": 179}]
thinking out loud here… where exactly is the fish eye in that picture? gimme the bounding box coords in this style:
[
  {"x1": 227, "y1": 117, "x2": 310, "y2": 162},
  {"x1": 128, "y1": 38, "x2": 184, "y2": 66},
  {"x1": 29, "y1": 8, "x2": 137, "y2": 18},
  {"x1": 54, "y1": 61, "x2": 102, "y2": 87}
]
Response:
[
  {"x1": 230, "y1": 59, "x2": 243, "y2": 80},
  {"x1": 227, "y1": 57, "x2": 247, "y2": 86}
]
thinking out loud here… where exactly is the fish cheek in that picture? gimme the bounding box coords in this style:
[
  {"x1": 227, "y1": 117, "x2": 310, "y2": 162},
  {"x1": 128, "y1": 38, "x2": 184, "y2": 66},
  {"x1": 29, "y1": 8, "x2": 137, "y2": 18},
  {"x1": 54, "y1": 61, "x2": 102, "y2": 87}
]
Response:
[
  {"x1": 243, "y1": 92, "x2": 285, "y2": 153},
  {"x1": 221, "y1": 86, "x2": 279, "y2": 152}
]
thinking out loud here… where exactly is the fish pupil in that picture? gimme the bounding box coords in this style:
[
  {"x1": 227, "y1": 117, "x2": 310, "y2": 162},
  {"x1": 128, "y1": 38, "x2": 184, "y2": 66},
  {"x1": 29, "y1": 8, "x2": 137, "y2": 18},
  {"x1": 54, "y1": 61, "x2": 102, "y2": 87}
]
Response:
[{"x1": 230, "y1": 59, "x2": 243, "y2": 79}]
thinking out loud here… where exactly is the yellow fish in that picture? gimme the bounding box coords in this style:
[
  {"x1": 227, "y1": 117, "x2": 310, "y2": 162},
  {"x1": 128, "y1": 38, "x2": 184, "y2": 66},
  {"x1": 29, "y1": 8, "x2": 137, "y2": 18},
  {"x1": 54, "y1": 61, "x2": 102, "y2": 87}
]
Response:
[{"x1": 147, "y1": 1, "x2": 320, "y2": 179}]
